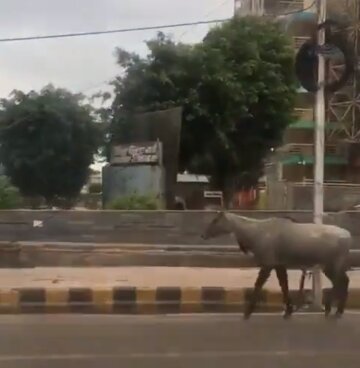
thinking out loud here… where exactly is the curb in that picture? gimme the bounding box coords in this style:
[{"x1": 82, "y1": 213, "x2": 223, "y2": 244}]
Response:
[
  {"x1": 0, "y1": 287, "x2": 349, "y2": 314},
  {"x1": 0, "y1": 287, "x2": 359, "y2": 314}
]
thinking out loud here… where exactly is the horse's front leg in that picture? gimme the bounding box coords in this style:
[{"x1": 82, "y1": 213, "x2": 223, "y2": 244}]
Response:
[
  {"x1": 244, "y1": 266, "x2": 272, "y2": 320},
  {"x1": 275, "y1": 266, "x2": 293, "y2": 319}
]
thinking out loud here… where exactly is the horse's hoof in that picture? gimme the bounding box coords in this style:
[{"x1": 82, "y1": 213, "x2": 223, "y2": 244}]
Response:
[
  {"x1": 283, "y1": 310, "x2": 293, "y2": 320},
  {"x1": 334, "y1": 311, "x2": 344, "y2": 320},
  {"x1": 243, "y1": 311, "x2": 252, "y2": 320},
  {"x1": 283, "y1": 305, "x2": 293, "y2": 320},
  {"x1": 325, "y1": 313, "x2": 338, "y2": 321}
]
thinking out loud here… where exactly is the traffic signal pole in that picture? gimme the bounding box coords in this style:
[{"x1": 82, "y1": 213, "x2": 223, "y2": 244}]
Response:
[{"x1": 312, "y1": 0, "x2": 327, "y2": 309}]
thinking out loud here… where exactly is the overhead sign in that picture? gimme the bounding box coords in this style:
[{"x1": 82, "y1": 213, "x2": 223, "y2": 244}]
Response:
[{"x1": 111, "y1": 141, "x2": 162, "y2": 165}]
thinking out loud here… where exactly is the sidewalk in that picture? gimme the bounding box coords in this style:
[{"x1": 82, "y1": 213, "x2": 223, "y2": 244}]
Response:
[
  {"x1": 1, "y1": 267, "x2": 360, "y2": 314},
  {"x1": 0, "y1": 267, "x2": 334, "y2": 289}
]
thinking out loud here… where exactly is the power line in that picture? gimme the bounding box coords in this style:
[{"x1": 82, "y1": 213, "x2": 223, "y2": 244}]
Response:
[
  {"x1": 0, "y1": 1, "x2": 317, "y2": 44},
  {"x1": 179, "y1": 0, "x2": 232, "y2": 40},
  {"x1": 0, "y1": 18, "x2": 230, "y2": 43}
]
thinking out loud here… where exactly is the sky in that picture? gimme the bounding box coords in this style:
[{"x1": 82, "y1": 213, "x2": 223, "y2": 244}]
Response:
[{"x1": 0, "y1": 0, "x2": 234, "y2": 99}]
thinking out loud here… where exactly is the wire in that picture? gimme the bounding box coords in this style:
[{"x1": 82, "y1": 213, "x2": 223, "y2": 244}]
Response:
[
  {"x1": 178, "y1": 0, "x2": 231, "y2": 40},
  {"x1": 0, "y1": 18, "x2": 230, "y2": 43},
  {"x1": 0, "y1": 1, "x2": 317, "y2": 44}
]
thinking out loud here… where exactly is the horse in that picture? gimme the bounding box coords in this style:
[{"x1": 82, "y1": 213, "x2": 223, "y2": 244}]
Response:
[{"x1": 201, "y1": 211, "x2": 352, "y2": 319}]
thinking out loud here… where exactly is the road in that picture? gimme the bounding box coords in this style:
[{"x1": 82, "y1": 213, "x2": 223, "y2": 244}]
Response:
[{"x1": 0, "y1": 314, "x2": 360, "y2": 367}]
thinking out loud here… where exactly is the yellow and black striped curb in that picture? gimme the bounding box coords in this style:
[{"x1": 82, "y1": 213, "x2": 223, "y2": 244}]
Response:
[{"x1": 0, "y1": 287, "x2": 359, "y2": 314}]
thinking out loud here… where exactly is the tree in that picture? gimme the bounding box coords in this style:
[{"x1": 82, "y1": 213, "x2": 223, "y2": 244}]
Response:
[
  {"x1": 0, "y1": 85, "x2": 100, "y2": 206},
  {"x1": 0, "y1": 176, "x2": 21, "y2": 209},
  {"x1": 107, "y1": 17, "x2": 297, "y2": 204}
]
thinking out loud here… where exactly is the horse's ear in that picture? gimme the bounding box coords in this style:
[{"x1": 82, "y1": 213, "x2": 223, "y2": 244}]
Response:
[
  {"x1": 283, "y1": 216, "x2": 297, "y2": 223},
  {"x1": 213, "y1": 210, "x2": 223, "y2": 220}
]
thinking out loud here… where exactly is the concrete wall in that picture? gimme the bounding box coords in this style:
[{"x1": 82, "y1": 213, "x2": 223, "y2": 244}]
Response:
[
  {"x1": 266, "y1": 181, "x2": 360, "y2": 211},
  {"x1": 1, "y1": 209, "x2": 360, "y2": 247},
  {"x1": 102, "y1": 165, "x2": 165, "y2": 208},
  {"x1": 291, "y1": 185, "x2": 360, "y2": 211},
  {"x1": 266, "y1": 181, "x2": 292, "y2": 210}
]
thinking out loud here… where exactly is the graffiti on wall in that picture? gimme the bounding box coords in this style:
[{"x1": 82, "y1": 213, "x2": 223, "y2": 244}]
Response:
[{"x1": 111, "y1": 141, "x2": 162, "y2": 165}]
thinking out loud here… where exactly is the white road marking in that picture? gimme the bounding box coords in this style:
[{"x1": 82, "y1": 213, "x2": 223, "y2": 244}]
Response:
[
  {"x1": 0, "y1": 312, "x2": 360, "y2": 328},
  {"x1": 1, "y1": 350, "x2": 360, "y2": 362}
]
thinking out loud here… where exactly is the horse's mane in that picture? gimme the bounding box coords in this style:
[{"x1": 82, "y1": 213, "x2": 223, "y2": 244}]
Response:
[{"x1": 224, "y1": 212, "x2": 301, "y2": 224}]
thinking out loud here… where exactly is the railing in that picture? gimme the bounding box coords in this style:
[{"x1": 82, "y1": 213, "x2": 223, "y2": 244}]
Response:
[
  {"x1": 234, "y1": 0, "x2": 265, "y2": 16},
  {"x1": 291, "y1": 181, "x2": 360, "y2": 188},
  {"x1": 294, "y1": 107, "x2": 314, "y2": 121},
  {"x1": 279, "y1": 0, "x2": 304, "y2": 13},
  {"x1": 235, "y1": 0, "x2": 310, "y2": 18},
  {"x1": 293, "y1": 36, "x2": 311, "y2": 50},
  {"x1": 278, "y1": 143, "x2": 340, "y2": 156}
]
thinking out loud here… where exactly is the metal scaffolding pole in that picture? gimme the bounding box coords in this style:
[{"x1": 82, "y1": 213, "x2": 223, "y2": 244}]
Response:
[{"x1": 313, "y1": 0, "x2": 327, "y2": 308}]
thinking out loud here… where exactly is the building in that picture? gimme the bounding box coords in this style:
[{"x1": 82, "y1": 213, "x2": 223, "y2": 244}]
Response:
[
  {"x1": 235, "y1": 0, "x2": 360, "y2": 211},
  {"x1": 175, "y1": 173, "x2": 211, "y2": 209},
  {"x1": 102, "y1": 141, "x2": 165, "y2": 208}
]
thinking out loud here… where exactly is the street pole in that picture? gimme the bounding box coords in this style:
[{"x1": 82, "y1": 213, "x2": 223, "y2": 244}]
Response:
[{"x1": 313, "y1": 0, "x2": 327, "y2": 308}]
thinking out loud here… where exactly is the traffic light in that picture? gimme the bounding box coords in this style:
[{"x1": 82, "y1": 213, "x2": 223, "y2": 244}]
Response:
[{"x1": 295, "y1": 19, "x2": 354, "y2": 93}]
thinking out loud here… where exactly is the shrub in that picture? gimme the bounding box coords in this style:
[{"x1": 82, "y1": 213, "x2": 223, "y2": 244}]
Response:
[
  {"x1": 0, "y1": 176, "x2": 22, "y2": 209},
  {"x1": 106, "y1": 193, "x2": 161, "y2": 210}
]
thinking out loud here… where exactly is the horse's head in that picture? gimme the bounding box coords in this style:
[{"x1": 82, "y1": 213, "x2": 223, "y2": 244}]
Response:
[{"x1": 201, "y1": 211, "x2": 230, "y2": 240}]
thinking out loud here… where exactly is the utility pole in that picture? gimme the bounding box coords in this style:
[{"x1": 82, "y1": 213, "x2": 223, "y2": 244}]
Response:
[{"x1": 313, "y1": 0, "x2": 327, "y2": 308}]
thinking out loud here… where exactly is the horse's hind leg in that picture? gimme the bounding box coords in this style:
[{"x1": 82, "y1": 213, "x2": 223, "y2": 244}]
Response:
[
  {"x1": 295, "y1": 269, "x2": 308, "y2": 311},
  {"x1": 275, "y1": 266, "x2": 293, "y2": 319},
  {"x1": 323, "y1": 266, "x2": 336, "y2": 317},
  {"x1": 334, "y1": 271, "x2": 349, "y2": 319}
]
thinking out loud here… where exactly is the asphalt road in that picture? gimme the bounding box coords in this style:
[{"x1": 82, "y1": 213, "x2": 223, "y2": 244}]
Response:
[{"x1": 1, "y1": 314, "x2": 360, "y2": 368}]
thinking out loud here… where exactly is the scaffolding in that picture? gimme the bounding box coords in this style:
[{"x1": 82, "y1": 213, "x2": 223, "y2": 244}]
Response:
[
  {"x1": 234, "y1": 0, "x2": 305, "y2": 16},
  {"x1": 234, "y1": 0, "x2": 265, "y2": 16},
  {"x1": 327, "y1": 0, "x2": 360, "y2": 142},
  {"x1": 235, "y1": 0, "x2": 360, "y2": 142}
]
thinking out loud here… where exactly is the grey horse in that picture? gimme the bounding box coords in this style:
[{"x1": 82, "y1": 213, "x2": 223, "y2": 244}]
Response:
[{"x1": 201, "y1": 211, "x2": 352, "y2": 319}]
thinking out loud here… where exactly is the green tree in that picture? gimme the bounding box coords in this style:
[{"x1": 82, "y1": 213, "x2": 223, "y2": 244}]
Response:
[
  {"x1": 0, "y1": 85, "x2": 100, "y2": 206},
  {"x1": 107, "y1": 17, "x2": 297, "y2": 204},
  {"x1": 0, "y1": 176, "x2": 21, "y2": 209}
]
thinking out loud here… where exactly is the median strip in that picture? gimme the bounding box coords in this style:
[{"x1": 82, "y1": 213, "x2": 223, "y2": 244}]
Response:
[{"x1": 0, "y1": 286, "x2": 356, "y2": 314}]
